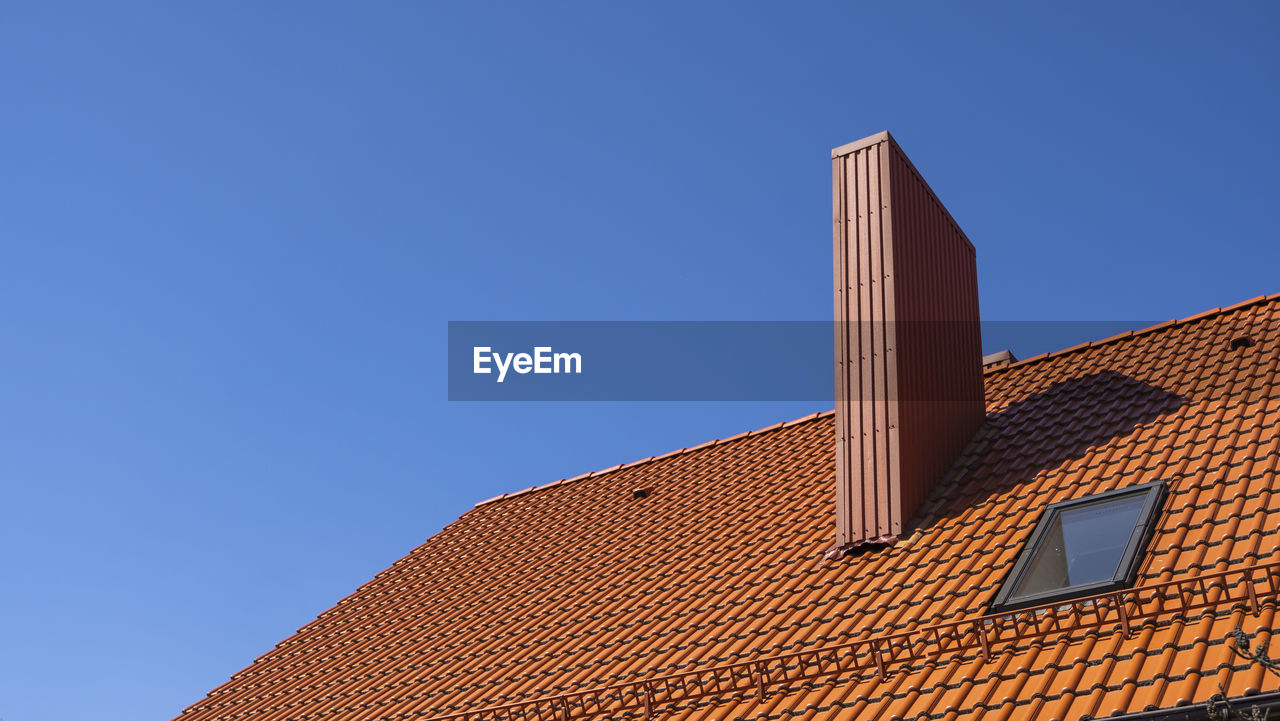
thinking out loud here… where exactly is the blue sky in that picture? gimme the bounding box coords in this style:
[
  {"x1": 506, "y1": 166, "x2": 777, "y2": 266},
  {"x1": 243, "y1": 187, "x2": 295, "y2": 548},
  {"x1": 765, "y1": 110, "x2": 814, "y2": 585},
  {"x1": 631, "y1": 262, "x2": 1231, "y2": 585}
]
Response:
[{"x1": 1, "y1": 3, "x2": 1277, "y2": 719}]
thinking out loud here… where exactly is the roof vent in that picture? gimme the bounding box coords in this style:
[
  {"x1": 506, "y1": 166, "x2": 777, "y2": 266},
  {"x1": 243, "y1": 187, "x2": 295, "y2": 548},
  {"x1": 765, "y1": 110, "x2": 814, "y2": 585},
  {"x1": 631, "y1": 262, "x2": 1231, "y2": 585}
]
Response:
[
  {"x1": 832, "y1": 131, "x2": 985, "y2": 551},
  {"x1": 982, "y1": 350, "x2": 1018, "y2": 369}
]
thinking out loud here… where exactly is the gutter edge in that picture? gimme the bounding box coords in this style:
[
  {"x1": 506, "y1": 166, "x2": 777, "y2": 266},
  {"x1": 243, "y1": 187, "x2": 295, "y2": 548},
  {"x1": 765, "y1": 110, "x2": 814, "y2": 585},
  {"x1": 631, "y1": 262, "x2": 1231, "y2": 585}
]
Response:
[{"x1": 1107, "y1": 690, "x2": 1280, "y2": 721}]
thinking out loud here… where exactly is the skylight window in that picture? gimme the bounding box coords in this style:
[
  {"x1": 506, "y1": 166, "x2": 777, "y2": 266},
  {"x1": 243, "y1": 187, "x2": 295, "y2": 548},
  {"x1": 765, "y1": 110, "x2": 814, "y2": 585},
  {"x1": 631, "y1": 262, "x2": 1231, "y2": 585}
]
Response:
[{"x1": 990, "y1": 481, "x2": 1166, "y2": 612}]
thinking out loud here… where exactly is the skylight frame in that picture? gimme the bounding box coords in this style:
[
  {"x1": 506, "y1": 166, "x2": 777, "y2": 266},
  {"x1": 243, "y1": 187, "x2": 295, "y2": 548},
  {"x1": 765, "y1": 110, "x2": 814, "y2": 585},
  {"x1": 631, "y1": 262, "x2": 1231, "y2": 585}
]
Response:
[{"x1": 990, "y1": 481, "x2": 1167, "y2": 613}]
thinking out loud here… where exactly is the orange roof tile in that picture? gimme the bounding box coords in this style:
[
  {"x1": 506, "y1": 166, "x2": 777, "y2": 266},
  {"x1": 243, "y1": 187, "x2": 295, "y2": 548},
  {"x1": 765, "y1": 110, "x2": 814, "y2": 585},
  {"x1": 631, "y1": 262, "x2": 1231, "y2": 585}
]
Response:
[{"x1": 176, "y1": 295, "x2": 1280, "y2": 721}]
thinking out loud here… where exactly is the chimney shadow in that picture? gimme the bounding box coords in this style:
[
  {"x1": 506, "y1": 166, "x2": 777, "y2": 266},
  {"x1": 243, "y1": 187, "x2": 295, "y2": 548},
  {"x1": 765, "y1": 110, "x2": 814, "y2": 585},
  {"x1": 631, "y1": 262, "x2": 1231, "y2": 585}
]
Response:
[{"x1": 913, "y1": 370, "x2": 1191, "y2": 525}]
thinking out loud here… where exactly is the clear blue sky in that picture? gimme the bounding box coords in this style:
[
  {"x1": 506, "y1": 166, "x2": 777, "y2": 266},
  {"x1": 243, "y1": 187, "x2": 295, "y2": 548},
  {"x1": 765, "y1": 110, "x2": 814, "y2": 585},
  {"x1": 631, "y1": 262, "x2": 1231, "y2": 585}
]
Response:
[{"x1": 1, "y1": 3, "x2": 1277, "y2": 719}]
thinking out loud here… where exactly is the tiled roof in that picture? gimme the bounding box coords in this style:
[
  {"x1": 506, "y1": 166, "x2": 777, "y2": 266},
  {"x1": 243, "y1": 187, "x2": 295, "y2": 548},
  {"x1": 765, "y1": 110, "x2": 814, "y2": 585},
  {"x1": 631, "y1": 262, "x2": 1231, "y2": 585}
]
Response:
[{"x1": 178, "y1": 294, "x2": 1280, "y2": 721}]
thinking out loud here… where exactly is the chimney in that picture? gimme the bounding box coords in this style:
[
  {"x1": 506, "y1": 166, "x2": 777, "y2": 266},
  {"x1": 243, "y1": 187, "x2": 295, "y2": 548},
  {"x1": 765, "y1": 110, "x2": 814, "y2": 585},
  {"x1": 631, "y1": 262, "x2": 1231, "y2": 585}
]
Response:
[{"x1": 832, "y1": 131, "x2": 984, "y2": 551}]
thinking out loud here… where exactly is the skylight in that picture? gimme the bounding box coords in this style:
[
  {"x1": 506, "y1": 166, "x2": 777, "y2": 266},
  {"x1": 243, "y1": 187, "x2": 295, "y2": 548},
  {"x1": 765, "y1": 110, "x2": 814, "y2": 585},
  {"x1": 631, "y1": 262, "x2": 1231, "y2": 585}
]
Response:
[{"x1": 990, "y1": 481, "x2": 1166, "y2": 612}]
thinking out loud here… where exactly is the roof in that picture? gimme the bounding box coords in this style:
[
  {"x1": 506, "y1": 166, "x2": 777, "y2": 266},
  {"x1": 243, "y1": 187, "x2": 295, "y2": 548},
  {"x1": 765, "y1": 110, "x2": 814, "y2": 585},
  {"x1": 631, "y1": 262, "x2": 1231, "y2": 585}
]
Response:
[{"x1": 177, "y1": 294, "x2": 1280, "y2": 721}]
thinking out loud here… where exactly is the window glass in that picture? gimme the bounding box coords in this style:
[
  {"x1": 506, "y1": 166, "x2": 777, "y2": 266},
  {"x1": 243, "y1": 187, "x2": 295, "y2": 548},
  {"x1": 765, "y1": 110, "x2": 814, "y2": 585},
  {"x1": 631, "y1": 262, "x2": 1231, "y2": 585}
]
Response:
[{"x1": 1010, "y1": 494, "x2": 1146, "y2": 598}]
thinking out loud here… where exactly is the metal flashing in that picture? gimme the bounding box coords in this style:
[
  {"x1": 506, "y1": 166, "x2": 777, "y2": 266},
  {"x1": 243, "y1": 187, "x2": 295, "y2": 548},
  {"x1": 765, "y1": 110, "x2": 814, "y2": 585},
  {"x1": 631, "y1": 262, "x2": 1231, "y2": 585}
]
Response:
[{"x1": 831, "y1": 130, "x2": 892, "y2": 158}]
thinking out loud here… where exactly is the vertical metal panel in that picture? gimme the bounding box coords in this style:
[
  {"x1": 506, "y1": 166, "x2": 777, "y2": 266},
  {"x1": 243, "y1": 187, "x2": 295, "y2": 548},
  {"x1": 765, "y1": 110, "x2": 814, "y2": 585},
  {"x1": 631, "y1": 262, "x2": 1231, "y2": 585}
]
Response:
[
  {"x1": 833, "y1": 132, "x2": 893, "y2": 547},
  {"x1": 832, "y1": 132, "x2": 984, "y2": 549},
  {"x1": 877, "y1": 139, "x2": 903, "y2": 541},
  {"x1": 833, "y1": 153, "x2": 857, "y2": 541},
  {"x1": 833, "y1": 140, "x2": 853, "y2": 546}
]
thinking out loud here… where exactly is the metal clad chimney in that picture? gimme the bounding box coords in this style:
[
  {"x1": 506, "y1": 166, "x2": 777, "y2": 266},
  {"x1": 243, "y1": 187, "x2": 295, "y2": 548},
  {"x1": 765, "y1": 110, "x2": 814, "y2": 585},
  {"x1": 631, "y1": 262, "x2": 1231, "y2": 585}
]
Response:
[{"x1": 832, "y1": 131, "x2": 984, "y2": 550}]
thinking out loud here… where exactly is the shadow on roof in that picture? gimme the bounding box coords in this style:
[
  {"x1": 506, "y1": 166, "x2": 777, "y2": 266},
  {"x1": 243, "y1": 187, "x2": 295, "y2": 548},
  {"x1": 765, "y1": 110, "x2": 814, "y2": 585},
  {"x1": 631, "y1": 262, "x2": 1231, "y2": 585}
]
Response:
[{"x1": 912, "y1": 370, "x2": 1190, "y2": 529}]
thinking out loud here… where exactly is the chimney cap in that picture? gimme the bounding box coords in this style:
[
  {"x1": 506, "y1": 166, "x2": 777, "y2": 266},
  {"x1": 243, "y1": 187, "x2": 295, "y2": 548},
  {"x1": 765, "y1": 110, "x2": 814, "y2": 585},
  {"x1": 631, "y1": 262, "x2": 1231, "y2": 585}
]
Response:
[{"x1": 831, "y1": 131, "x2": 893, "y2": 159}]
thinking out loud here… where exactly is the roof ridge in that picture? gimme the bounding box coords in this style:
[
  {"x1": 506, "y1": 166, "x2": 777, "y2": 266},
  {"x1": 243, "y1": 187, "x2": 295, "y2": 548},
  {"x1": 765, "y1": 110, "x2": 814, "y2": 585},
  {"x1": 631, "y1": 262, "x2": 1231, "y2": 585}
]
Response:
[
  {"x1": 981, "y1": 292, "x2": 1278, "y2": 376},
  {"x1": 468, "y1": 409, "x2": 834, "y2": 511},
  {"x1": 469, "y1": 292, "x2": 1278, "y2": 513}
]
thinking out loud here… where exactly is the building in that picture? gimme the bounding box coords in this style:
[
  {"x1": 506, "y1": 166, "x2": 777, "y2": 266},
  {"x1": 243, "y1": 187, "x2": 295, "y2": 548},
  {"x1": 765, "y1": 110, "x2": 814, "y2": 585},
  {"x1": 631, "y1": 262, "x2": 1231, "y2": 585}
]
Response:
[{"x1": 176, "y1": 133, "x2": 1279, "y2": 721}]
